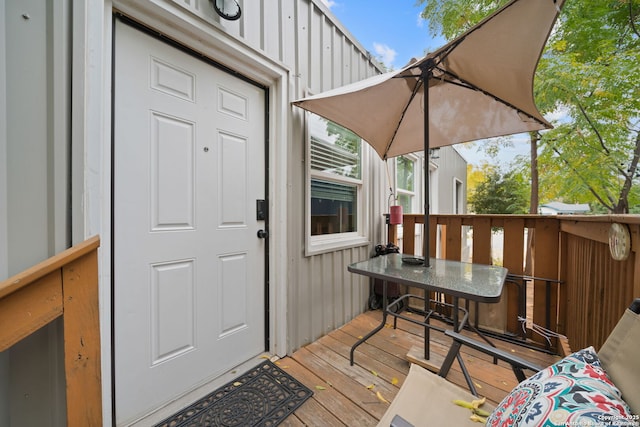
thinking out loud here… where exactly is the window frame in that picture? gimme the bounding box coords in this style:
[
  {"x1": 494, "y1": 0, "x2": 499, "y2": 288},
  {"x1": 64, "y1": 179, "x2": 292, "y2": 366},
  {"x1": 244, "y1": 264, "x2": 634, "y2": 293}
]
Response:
[
  {"x1": 304, "y1": 111, "x2": 369, "y2": 256},
  {"x1": 395, "y1": 154, "x2": 418, "y2": 214},
  {"x1": 453, "y1": 177, "x2": 464, "y2": 214}
]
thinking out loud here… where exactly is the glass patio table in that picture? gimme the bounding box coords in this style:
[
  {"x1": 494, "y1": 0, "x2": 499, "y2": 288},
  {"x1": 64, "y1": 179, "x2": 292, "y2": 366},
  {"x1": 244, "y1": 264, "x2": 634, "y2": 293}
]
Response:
[{"x1": 347, "y1": 253, "x2": 508, "y2": 369}]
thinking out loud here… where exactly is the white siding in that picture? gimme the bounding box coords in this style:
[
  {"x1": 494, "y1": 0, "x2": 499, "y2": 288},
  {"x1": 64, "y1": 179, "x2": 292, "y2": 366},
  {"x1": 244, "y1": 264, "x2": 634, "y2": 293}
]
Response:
[
  {"x1": 1, "y1": 0, "x2": 71, "y2": 425},
  {"x1": 433, "y1": 147, "x2": 468, "y2": 214}
]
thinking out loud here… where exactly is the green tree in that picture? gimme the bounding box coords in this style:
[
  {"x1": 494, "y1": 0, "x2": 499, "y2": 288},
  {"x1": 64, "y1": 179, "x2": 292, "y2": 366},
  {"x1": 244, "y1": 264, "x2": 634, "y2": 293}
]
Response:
[
  {"x1": 536, "y1": 0, "x2": 640, "y2": 213},
  {"x1": 468, "y1": 166, "x2": 529, "y2": 214},
  {"x1": 419, "y1": 0, "x2": 640, "y2": 213}
]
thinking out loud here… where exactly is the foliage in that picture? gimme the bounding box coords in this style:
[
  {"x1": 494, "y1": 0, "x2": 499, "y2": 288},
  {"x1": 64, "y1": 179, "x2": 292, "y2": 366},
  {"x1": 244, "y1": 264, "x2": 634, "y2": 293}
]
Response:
[
  {"x1": 419, "y1": 0, "x2": 640, "y2": 213},
  {"x1": 323, "y1": 118, "x2": 362, "y2": 179},
  {"x1": 326, "y1": 120, "x2": 361, "y2": 154},
  {"x1": 466, "y1": 163, "x2": 485, "y2": 196},
  {"x1": 468, "y1": 165, "x2": 529, "y2": 214},
  {"x1": 535, "y1": 0, "x2": 640, "y2": 213}
]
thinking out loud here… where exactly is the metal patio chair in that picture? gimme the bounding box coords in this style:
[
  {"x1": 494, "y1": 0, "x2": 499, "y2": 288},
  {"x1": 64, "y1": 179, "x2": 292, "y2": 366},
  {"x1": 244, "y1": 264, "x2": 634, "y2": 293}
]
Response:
[{"x1": 378, "y1": 299, "x2": 640, "y2": 426}]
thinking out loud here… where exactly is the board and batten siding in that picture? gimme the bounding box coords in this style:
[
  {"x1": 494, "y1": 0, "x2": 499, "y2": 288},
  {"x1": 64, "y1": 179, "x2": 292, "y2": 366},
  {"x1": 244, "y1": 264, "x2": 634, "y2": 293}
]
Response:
[
  {"x1": 170, "y1": 0, "x2": 388, "y2": 352},
  {"x1": 1, "y1": 0, "x2": 71, "y2": 425},
  {"x1": 433, "y1": 147, "x2": 468, "y2": 215},
  {"x1": 284, "y1": 1, "x2": 388, "y2": 351}
]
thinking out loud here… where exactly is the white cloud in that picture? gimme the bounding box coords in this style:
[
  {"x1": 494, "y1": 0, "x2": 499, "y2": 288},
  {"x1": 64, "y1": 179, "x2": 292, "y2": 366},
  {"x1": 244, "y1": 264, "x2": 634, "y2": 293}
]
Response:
[
  {"x1": 373, "y1": 43, "x2": 397, "y2": 68},
  {"x1": 319, "y1": 0, "x2": 336, "y2": 9},
  {"x1": 416, "y1": 12, "x2": 426, "y2": 28},
  {"x1": 546, "y1": 105, "x2": 570, "y2": 124}
]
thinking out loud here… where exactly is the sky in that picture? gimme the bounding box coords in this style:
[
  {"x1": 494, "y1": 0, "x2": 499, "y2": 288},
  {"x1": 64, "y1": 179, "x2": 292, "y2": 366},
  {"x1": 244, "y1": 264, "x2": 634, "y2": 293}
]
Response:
[
  {"x1": 321, "y1": 0, "x2": 443, "y2": 70},
  {"x1": 318, "y1": 0, "x2": 532, "y2": 167}
]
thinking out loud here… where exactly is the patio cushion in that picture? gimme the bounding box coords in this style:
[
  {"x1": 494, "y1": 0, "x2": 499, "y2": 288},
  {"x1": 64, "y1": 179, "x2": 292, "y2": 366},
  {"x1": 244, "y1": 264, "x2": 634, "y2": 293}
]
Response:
[
  {"x1": 377, "y1": 364, "x2": 495, "y2": 427},
  {"x1": 486, "y1": 347, "x2": 635, "y2": 426},
  {"x1": 598, "y1": 307, "x2": 640, "y2": 415}
]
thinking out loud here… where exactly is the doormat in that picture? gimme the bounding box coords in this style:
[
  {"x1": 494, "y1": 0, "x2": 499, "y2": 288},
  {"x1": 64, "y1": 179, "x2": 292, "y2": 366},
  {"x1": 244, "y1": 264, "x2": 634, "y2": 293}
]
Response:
[{"x1": 154, "y1": 360, "x2": 313, "y2": 427}]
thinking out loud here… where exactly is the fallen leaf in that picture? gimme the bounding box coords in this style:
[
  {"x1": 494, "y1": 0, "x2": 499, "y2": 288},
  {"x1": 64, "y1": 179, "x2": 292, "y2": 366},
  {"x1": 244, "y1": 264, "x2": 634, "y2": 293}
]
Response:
[
  {"x1": 470, "y1": 413, "x2": 487, "y2": 423},
  {"x1": 259, "y1": 355, "x2": 270, "y2": 359},
  {"x1": 315, "y1": 385, "x2": 326, "y2": 390},
  {"x1": 376, "y1": 391, "x2": 390, "y2": 404},
  {"x1": 233, "y1": 382, "x2": 242, "y2": 387},
  {"x1": 391, "y1": 377, "x2": 399, "y2": 385},
  {"x1": 371, "y1": 370, "x2": 378, "y2": 377},
  {"x1": 358, "y1": 335, "x2": 364, "y2": 339},
  {"x1": 366, "y1": 384, "x2": 375, "y2": 390},
  {"x1": 471, "y1": 397, "x2": 486, "y2": 409},
  {"x1": 474, "y1": 382, "x2": 483, "y2": 389}
]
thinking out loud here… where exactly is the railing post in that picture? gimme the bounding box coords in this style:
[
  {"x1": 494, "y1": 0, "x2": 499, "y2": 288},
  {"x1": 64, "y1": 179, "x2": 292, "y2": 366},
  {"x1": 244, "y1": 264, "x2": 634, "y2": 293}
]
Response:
[
  {"x1": 532, "y1": 218, "x2": 560, "y2": 348},
  {"x1": 403, "y1": 215, "x2": 417, "y2": 255},
  {"x1": 503, "y1": 218, "x2": 525, "y2": 336},
  {"x1": 443, "y1": 216, "x2": 462, "y2": 261},
  {"x1": 388, "y1": 222, "x2": 398, "y2": 246},
  {"x1": 0, "y1": 236, "x2": 102, "y2": 426},
  {"x1": 63, "y1": 247, "x2": 102, "y2": 427}
]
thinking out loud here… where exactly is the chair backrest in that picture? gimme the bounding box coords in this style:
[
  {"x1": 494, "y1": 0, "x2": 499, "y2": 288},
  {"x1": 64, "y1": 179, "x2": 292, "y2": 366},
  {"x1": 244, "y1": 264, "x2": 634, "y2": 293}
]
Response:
[{"x1": 597, "y1": 298, "x2": 640, "y2": 415}]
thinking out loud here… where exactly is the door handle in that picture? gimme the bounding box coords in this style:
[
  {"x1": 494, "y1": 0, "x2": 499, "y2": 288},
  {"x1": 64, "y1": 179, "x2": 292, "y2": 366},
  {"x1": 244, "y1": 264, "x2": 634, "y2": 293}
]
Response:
[{"x1": 257, "y1": 229, "x2": 268, "y2": 239}]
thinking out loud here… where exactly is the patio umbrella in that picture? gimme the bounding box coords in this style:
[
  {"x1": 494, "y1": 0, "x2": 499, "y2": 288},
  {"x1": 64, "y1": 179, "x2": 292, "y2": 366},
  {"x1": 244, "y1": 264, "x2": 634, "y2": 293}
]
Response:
[{"x1": 293, "y1": 0, "x2": 564, "y2": 266}]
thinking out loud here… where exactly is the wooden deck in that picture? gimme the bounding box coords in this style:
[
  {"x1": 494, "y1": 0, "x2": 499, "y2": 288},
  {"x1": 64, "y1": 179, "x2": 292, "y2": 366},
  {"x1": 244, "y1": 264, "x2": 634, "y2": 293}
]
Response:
[{"x1": 278, "y1": 309, "x2": 560, "y2": 426}]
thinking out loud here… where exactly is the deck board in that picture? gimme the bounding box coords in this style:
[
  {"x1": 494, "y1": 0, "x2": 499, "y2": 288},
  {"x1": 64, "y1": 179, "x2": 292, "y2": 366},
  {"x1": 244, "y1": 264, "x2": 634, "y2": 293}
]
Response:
[{"x1": 280, "y1": 309, "x2": 560, "y2": 426}]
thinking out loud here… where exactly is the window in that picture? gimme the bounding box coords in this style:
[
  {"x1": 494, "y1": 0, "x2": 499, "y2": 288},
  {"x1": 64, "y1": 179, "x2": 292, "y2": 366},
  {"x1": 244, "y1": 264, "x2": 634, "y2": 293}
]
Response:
[
  {"x1": 454, "y1": 178, "x2": 464, "y2": 214},
  {"x1": 396, "y1": 155, "x2": 416, "y2": 213},
  {"x1": 307, "y1": 113, "x2": 368, "y2": 254}
]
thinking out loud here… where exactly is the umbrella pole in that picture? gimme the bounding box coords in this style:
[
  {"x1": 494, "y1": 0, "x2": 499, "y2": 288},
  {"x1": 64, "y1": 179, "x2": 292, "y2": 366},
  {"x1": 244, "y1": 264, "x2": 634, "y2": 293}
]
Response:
[
  {"x1": 421, "y1": 63, "x2": 433, "y2": 268},
  {"x1": 420, "y1": 63, "x2": 433, "y2": 362}
]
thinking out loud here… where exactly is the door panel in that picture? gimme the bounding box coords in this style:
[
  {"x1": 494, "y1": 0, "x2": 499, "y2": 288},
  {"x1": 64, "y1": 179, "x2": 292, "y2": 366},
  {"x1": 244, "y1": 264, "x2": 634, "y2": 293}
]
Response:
[{"x1": 113, "y1": 21, "x2": 266, "y2": 425}]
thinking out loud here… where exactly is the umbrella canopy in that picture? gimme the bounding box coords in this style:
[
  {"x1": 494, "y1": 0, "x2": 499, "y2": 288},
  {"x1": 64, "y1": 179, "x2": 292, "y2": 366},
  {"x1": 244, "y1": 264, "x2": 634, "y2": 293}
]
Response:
[{"x1": 293, "y1": 0, "x2": 564, "y2": 265}]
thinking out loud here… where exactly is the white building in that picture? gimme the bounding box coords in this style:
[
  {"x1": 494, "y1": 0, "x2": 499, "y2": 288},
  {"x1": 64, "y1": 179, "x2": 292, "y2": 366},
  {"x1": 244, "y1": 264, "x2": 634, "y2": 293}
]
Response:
[
  {"x1": 539, "y1": 202, "x2": 590, "y2": 215},
  {"x1": 0, "y1": 1, "x2": 466, "y2": 424}
]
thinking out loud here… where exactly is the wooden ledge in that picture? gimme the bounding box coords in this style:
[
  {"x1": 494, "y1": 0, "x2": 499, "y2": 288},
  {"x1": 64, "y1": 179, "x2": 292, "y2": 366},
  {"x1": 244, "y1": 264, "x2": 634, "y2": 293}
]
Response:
[{"x1": 0, "y1": 235, "x2": 100, "y2": 299}]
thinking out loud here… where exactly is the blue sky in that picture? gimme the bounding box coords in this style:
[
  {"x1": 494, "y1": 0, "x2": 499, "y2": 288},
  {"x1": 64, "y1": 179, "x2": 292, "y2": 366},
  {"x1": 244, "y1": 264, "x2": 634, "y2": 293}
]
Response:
[
  {"x1": 319, "y1": 0, "x2": 531, "y2": 166},
  {"x1": 321, "y1": 0, "x2": 444, "y2": 70}
]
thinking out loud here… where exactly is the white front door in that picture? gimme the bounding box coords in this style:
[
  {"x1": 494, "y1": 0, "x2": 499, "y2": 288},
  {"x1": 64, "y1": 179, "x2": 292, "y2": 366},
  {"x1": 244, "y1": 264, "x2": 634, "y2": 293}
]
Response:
[{"x1": 113, "y1": 21, "x2": 267, "y2": 425}]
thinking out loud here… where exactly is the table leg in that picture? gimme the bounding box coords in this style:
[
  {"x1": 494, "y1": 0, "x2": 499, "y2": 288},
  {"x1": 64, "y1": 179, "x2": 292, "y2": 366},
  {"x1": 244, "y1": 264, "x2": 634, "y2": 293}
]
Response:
[
  {"x1": 424, "y1": 294, "x2": 430, "y2": 360},
  {"x1": 350, "y1": 280, "x2": 388, "y2": 366},
  {"x1": 453, "y1": 296, "x2": 459, "y2": 332}
]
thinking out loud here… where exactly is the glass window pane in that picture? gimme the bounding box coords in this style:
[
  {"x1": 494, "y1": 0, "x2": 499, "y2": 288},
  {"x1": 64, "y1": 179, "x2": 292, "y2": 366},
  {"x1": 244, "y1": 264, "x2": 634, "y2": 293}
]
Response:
[
  {"x1": 397, "y1": 156, "x2": 414, "y2": 191},
  {"x1": 311, "y1": 179, "x2": 357, "y2": 235},
  {"x1": 398, "y1": 193, "x2": 413, "y2": 214},
  {"x1": 309, "y1": 114, "x2": 361, "y2": 180}
]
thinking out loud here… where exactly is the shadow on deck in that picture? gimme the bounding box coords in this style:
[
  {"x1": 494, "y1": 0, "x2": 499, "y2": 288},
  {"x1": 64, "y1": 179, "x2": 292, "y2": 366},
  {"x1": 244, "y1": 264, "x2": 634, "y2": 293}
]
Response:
[{"x1": 278, "y1": 310, "x2": 560, "y2": 426}]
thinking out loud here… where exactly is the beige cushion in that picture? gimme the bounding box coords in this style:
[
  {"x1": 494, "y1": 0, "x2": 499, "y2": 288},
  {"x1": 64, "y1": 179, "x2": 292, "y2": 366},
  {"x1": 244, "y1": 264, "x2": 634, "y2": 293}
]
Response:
[
  {"x1": 377, "y1": 364, "x2": 494, "y2": 427},
  {"x1": 598, "y1": 307, "x2": 640, "y2": 415}
]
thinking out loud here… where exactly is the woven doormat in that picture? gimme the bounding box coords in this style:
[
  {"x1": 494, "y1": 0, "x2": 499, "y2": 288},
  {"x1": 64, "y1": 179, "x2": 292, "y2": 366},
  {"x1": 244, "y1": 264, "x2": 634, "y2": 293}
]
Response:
[{"x1": 154, "y1": 360, "x2": 313, "y2": 427}]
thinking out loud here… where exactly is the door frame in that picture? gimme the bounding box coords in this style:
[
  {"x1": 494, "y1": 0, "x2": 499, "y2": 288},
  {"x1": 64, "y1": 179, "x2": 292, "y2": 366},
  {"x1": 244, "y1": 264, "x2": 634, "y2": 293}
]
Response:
[{"x1": 99, "y1": 1, "x2": 290, "y2": 424}]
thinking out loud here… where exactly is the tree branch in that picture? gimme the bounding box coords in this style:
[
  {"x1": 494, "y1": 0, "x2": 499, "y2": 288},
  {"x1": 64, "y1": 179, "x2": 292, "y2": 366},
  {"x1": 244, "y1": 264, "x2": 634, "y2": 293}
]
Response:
[
  {"x1": 615, "y1": 130, "x2": 640, "y2": 213},
  {"x1": 629, "y1": 0, "x2": 640, "y2": 39},
  {"x1": 574, "y1": 97, "x2": 610, "y2": 155},
  {"x1": 551, "y1": 146, "x2": 614, "y2": 211}
]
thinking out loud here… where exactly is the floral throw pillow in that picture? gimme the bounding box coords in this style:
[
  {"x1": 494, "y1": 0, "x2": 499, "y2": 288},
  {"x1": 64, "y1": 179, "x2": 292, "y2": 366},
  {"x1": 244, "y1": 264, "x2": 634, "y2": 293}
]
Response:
[{"x1": 486, "y1": 347, "x2": 638, "y2": 426}]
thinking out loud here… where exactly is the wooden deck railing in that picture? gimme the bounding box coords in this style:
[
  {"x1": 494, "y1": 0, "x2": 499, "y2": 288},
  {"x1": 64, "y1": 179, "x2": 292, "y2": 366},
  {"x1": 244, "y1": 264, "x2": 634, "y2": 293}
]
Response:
[
  {"x1": 0, "y1": 236, "x2": 101, "y2": 426},
  {"x1": 388, "y1": 214, "x2": 640, "y2": 354}
]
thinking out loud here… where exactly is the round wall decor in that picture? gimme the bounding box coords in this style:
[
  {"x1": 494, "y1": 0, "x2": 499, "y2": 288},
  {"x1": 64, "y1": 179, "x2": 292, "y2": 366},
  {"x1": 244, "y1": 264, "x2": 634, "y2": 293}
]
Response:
[{"x1": 608, "y1": 222, "x2": 631, "y2": 261}]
